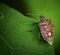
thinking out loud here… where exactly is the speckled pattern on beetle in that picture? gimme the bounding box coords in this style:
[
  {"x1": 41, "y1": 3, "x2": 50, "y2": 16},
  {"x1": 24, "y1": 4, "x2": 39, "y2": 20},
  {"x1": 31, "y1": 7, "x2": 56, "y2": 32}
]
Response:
[{"x1": 38, "y1": 15, "x2": 54, "y2": 45}]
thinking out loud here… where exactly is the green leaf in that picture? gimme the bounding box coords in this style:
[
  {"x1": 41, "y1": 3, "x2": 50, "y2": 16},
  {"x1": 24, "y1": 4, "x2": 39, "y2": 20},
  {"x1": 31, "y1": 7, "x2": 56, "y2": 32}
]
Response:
[{"x1": 0, "y1": 3, "x2": 55, "y2": 55}]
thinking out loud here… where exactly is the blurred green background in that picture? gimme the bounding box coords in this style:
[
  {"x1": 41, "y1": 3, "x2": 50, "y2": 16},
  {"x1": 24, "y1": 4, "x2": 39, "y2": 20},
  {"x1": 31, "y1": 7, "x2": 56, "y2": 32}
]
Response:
[{"x1": 0, "y1": 0, "x2": 60, "y2": 55}]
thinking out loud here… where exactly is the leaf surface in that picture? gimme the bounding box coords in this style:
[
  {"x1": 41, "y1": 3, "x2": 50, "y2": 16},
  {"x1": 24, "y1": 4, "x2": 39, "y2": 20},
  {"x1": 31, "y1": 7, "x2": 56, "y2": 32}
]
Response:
[{"x1": 0, "y1": 3, "x2": 55, "y2": 55}]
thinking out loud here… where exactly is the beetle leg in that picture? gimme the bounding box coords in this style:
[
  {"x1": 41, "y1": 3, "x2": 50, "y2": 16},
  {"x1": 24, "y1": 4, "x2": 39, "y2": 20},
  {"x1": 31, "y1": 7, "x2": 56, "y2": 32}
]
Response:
[
  {"x1": 0, "y1": 12, "x2": 4, "y2": 19},
  {"x1": 38, "y1": 32, "x2": 41, "y2": 40},
  {"x1": 52, "y1": 25, "x2": 55, "y2": 27},
  {"x1": 33, "y1": 22, "x2": 38, "y2": 26},
  {"x1": 27, "y1": 29, "x2": 32, "y2": 32}
]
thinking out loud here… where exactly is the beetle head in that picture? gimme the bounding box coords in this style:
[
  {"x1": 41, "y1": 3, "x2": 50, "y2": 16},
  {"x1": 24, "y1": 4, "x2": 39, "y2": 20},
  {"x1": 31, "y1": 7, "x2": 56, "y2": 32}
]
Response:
[{"x1": 40, "y1": 15, "x2": 46, "y2": 21}]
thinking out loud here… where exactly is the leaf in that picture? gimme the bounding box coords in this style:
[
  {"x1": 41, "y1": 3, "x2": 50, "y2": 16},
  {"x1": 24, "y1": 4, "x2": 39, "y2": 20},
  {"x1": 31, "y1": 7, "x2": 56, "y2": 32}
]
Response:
[{"x1": 0, "y1": 3, "x2": 55, "y2": 55}]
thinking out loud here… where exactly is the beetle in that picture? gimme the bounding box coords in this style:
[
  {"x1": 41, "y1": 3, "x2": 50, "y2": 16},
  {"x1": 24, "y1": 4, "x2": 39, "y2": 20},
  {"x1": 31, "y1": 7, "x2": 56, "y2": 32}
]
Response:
[{"x1": 38, "y1": 15, "x2": 54, "y2": 45}]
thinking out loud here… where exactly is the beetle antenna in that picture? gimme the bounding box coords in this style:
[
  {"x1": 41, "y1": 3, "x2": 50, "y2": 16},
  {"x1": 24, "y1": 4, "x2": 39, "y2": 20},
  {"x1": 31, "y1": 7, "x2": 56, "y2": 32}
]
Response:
[
  {"x1": 26, "y1": 8, "x2": 47, "y2": 21},
  {"x1": 40, "y1": 8, "x2": 46, "y2": 15},
  {"x1": 39, "y1": 8, "x2": 47, "y2": 20},
  {"x1": 26, "y1": 13, "x2": 38, "y2": 17}
]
